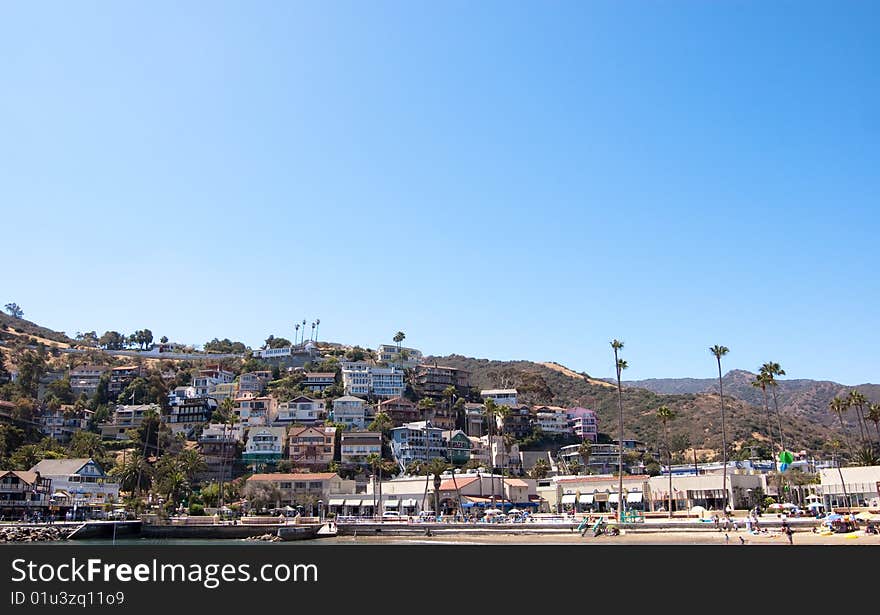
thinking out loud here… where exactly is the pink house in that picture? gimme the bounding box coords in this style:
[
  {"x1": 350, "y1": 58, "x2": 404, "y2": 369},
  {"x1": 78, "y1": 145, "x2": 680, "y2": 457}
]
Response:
[{"x1": 567, "y1": 407, "x2": 598, "y2": 443}]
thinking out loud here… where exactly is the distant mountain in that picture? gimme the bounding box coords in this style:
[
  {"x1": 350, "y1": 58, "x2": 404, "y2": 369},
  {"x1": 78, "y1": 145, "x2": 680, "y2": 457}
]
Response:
[
  {"x1": 625, "y1": 369, "x2": 880, "y2": 429},
  {"x1": 428, "y1": 355, "x2": 841, "y2": 456}
]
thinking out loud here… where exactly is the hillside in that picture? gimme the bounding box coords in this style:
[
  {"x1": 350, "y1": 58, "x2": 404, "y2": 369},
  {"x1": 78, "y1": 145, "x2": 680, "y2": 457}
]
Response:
[
  {"x1": 0, "y1": 313, "x2": 77, "y2": 347},
  {"x1": 428, "y1": 355, "x2": 839, "y2": 457},
  {"x1": 625, "y1": 369, "x2": 880, "y2": 429}
]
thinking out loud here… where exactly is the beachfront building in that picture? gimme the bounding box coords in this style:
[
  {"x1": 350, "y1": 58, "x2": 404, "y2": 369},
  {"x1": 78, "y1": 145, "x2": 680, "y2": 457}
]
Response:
[
  {"x1": 331, "y1": 395, "x2": 368, "y2": 430},
  {"x1": 542, "y1": 474, "x2": 652, "y2": 515},
  {"x1": 568, "y1": 407, "x2": 598, "y2": 443},
  {"x1": 376, "y1": 396, "x2": 419, "y2": 425},
  {"x1": 303, "y1": 372, "x2": 337, "y2": 393},
  {"x1": 817, "y1": 464, "x2": 880, "y2": 509},
  {"x1": 480, "y1": 389, "x2": 518, "y2": 407},
  {"x1": 29, "y1": 458, "x2": 118, "y2": 513},
  {"x1": 288, "y1": 426, "x2": 337, "y2": 470},
  {"x1": 340, "y1": 431, "x2": 383, "y2": 467},
  {"x1": 242, "y1": 426, "x2": 287, "y2": 469},
  {"x1": 389, "y1": 421, "x2": 447, "y2": 469},
  {"x1": 647, "y1": 473, "x2": 766, "y2": 513},
  {"x1": 69, "y1": 365, "x2": 109, "y2": 397},
  {"x1": 244, "y1": 473, "x2": 355, "y2": 514},
  {"x1": 38, "y1": 405, "x2": 92, "y2": 444},
  {"x1": 99, "y1": 403, "x2": 159, "y2": 440},
  {"x1": 0, "y1": 470, "x2": 52, "y2": 517},
  {"x1": 274, "y1": 396, "x2": 326, "y2": 426}
]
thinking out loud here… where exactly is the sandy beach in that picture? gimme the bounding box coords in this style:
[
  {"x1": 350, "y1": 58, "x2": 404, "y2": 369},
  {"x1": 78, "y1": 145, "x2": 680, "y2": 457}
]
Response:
[{"x1": 337, "y1": 530, "x2": 880, "y2": 546}]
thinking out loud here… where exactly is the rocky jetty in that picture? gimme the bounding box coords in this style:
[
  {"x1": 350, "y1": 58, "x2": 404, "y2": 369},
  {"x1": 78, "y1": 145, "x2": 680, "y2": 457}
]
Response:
[
  {"x1": 244, "y1": 533, "x2": 282, "y2": 542},
  {"x1": 0, "y1": 525, "x2": 75, "y2": 542}
]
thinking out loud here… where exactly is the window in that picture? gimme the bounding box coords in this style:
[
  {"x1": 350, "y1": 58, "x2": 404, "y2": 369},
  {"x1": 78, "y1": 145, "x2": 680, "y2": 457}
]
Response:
[{"x1": 295, "y1": 482, "x2": 306, "y2": 489}]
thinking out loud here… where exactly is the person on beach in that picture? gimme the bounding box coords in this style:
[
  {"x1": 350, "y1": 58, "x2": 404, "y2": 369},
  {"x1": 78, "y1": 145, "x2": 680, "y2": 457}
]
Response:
[{"x1": 786, "y1": 526, "x2": 794, "y2": 545}]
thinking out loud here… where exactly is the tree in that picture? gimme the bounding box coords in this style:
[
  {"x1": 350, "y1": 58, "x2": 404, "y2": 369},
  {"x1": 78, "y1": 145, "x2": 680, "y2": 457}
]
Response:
[
  {"x1": 578, "y1": 440, "x2": 592, "y2": 469},
  {"x1": 424, "y1": 457, "x2": 450, "y2": 516},
  {"x1": 111, "y1": 455, "x2": 152, "y2": 494},
  {"x1": 4, "y1": 303, "x2": 23, "y2": 319},
  {"x1": 760, "y1": 362, "x2": 787, "y2": 453},
  {"x1": 610, "y1": 339, "x2": 627, "y2": 524},
  {"x1": 529, "y1": 458, "x2": 550, "y2": 479},
  {"x1": 868, "y1": 403, "x2": 880, "y2": 447},
  {"x1": 829, "y1": 397, "x2": 854, "y2": 460},
  {"x1": 367, "y1": 412, "x2": 393, "y2": 438},
  {"x1": 710, "y1": 344, "x2": 730, "y2": 512},
  {"x1": 847, "y1": 390, "x2": 870, "y2": 448},
  {"x1": 657, "y1": 405, "x2": 676, "y2": 518},
  {"x1": 68, "y1": 431, "x2": 106, "y2": 463},
  {"x1": 393, "y1": 331, "x2": 406, "y2": 352},
  {"x1": 417, "y1": 397, "x2": 436, "y2": 422},
  {"x1": 160, "y1": 336, "x2": 169, "y2": 344},
  {"x1": 751, "y1": 373, "x2": 779, "y2": 466}
]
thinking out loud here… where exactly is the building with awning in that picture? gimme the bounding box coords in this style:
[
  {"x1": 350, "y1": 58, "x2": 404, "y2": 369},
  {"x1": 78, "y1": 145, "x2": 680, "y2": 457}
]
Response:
[{"x1": 540, "y1": 474, "x2": 652, "y2": 513}]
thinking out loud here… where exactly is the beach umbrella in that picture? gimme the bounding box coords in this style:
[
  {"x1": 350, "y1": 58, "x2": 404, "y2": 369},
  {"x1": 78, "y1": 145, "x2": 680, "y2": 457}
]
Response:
[
  {"x1": 854, "y1": 511, "x2": 878, "y2": 521},
  {"x1": 807, "y1": 502, "x2": 824, "y2": 509}
]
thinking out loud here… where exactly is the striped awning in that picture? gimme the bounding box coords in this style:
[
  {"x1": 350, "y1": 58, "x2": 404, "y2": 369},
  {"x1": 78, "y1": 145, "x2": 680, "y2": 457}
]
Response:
[
  {"x1": 402, "y1": 499, "x2": 418, "y2": 508},
  {"x1": 627, "y1": 492, "x2": 643, "y2": 503},
  {"x1": 608, "y1": 493, "x2": 620, "y2": 503},
  {"x1": 561, "y1": 494, "x2": 577, "y2": 504},
  {"x1": 344, "y1": 499, "x2": 362, "y2": 506},
  {"x1": 384, "y1": 500, "x2": 400, "y2": 508},
  {"x1": 328, "y1": 499, "x2": 345, "y2": 506},
  {"x1": 579, "y1": 494, "x2": 594, "y2": 504}
]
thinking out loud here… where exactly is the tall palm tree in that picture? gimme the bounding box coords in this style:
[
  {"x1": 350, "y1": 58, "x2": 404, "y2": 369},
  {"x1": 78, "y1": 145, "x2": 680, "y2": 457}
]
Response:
[
  {"x1": 847, "y1": 390, "x2": 869, "y2": 447},
  {"x1": 751, "y1": 373, "x2": 780, "y2": 483},
  {"x1": 393, "y1": 331, "x2": 406, "y2": 352},
  {"x1": 867, "y1": 403, "x2": 880, "y2": 448},
  {"x1": 656, "y1": 405, "x2": 675, "y2": 518},
  {"x1": 829, "y1": 397, "x2": 854, "y2": 459},
  {"x1": 310, "y1": 321, "x2": 316, "y2": 342},
  {"x1": 366, "y1": 453, "x2": 383, "y2": 515},
  {"x1": 710, "y1": 345, "x2": 730, "y2": 512},
  {"x1": 314, "y1": 318, "x2": 320, "y2": 343},
  {"x1": 442, "y1": 385, "x2": 457, "y2": 428},
  {"x1": 829, "y1": 440, "x2": 852, "y2": 511},
  {"x1": 611, "y1": 339, "x2": 627, "y2": 524},
  {"x1": 482, "y1": 398, "x2": 499, "y2": 503},
  {"x1": 294, "y1": 323, "x2": 300, "y2": 346},
  {"x1": 760, "y1": 362, "x2": 787, "y2": 453},
  {"x1": 417, "y1": 397, "x2": 436, "y2": 423},
  {"x1": 425, "y1": 457, "x2": 451, "y2": 517}
]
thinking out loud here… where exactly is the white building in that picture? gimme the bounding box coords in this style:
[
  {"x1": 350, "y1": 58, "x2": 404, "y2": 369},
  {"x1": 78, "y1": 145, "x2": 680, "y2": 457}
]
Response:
[
  {"x1": 480, "y1": 389, "x2": 518, "y2": 407},
  {"x1": 274, "y1": 396, "x2": 326, "y2": 425},
  {"x1": 332, "y1": 395, "x2": 368, "y2": 430},
  {"x1": 534, "y1": 405, "x2": 572, "y2": 435},
  {"x1": 341, "y1": 362, "x2": 405, "y2": 399},
  {"x1": 375, "y1": 344, "x2": 423, "y2": 368},
  {"x1": 30, "y1": 458, "x2": 119, "y2": 510}
]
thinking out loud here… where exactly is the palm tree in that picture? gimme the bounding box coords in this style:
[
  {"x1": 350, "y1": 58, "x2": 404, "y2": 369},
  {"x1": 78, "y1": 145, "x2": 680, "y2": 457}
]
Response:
[
  {"x1": 760, "y1": 362, "x2": 787, "y2": 453},
  {"x1": 417, "y1": 397, "x2": 436, "y2": 423},
  {"x1": 294, "y1": 323, "x2": 300, "y2": 346},
  {"x1": 829, "y1": 397, "x2": 854, "y2": 459},
  {"x1": 530, "y1": 458, "x2": 550, "y2": 479},
  {"x1": 867, "y1": 403, "x2": 880, "y2": 447},
  {"x1": 710, "y1": 345, "x2": 730, "y2": 512},
  {"x1": 611, "y1": 339, "x2": 627, "y2": 524},
  {"x1": 424, "y1": 458, "x2": 451, "y2": 517},
  {"x1": 310, "y1": 321, "x2": 316, "y2": 342},
  {"x1": 393, "y1": 331, "x2": 406, "y2": 352},
  {"x1": 366, "y1": 453, "x2": 383, "y2": 515},
  {"x1": 847, "y1": 390, "x2": 869, "y2": 447},
  {"x1": 829, "y1": 440, "x2": 852, "y2": 511},
  {"x1": 656, "y1": 405, "x2": 675, "y2": 518},
  {"x1": 578, "y1": 440, "x2": 592, "y2": 470},
  {"x1": 442, "y1": 385, "x2": 457, "y2": 428},
  {"x1": 314, "y1": 319, "x2": 320, "y2": 343},
  {"x1": 751, "y1": 373, "x2": 777, "y2": 461}
]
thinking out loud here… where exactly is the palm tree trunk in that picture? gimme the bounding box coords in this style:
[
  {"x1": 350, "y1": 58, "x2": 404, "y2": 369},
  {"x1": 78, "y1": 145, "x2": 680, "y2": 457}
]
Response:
[
  {"x1": 716, "y1": 357, "x2": 728, "y2": 513},
  {"x1": 422, "y1": 470, "x2": 430, "y2": 513},
  {"x1": 836, "y1": 413, "x2": 854, "y2": 461},
  {"x1": 614, "y1": 348, "x2": 624, "y2": 524},
  {"x1": 665, "y1": 421, "x2": 672, "y2": 519},
  {"x1": 835, "y1": 455, "x2": 851, "y2": 511},
  {"x1": 855, "y1": 403, "x2": 868, "y2": 448}
]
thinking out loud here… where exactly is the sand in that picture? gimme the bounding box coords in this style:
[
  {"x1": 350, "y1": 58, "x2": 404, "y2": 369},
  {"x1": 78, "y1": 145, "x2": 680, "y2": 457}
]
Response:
[{"x1": 337, "y1": 530, "x2": 880, "y2": 546}]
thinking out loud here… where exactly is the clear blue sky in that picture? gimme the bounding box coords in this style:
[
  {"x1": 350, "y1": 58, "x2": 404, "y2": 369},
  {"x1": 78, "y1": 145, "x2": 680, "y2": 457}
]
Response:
[{"x1": 2, "y1": 2, "x2": 878, "y2": 384}]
